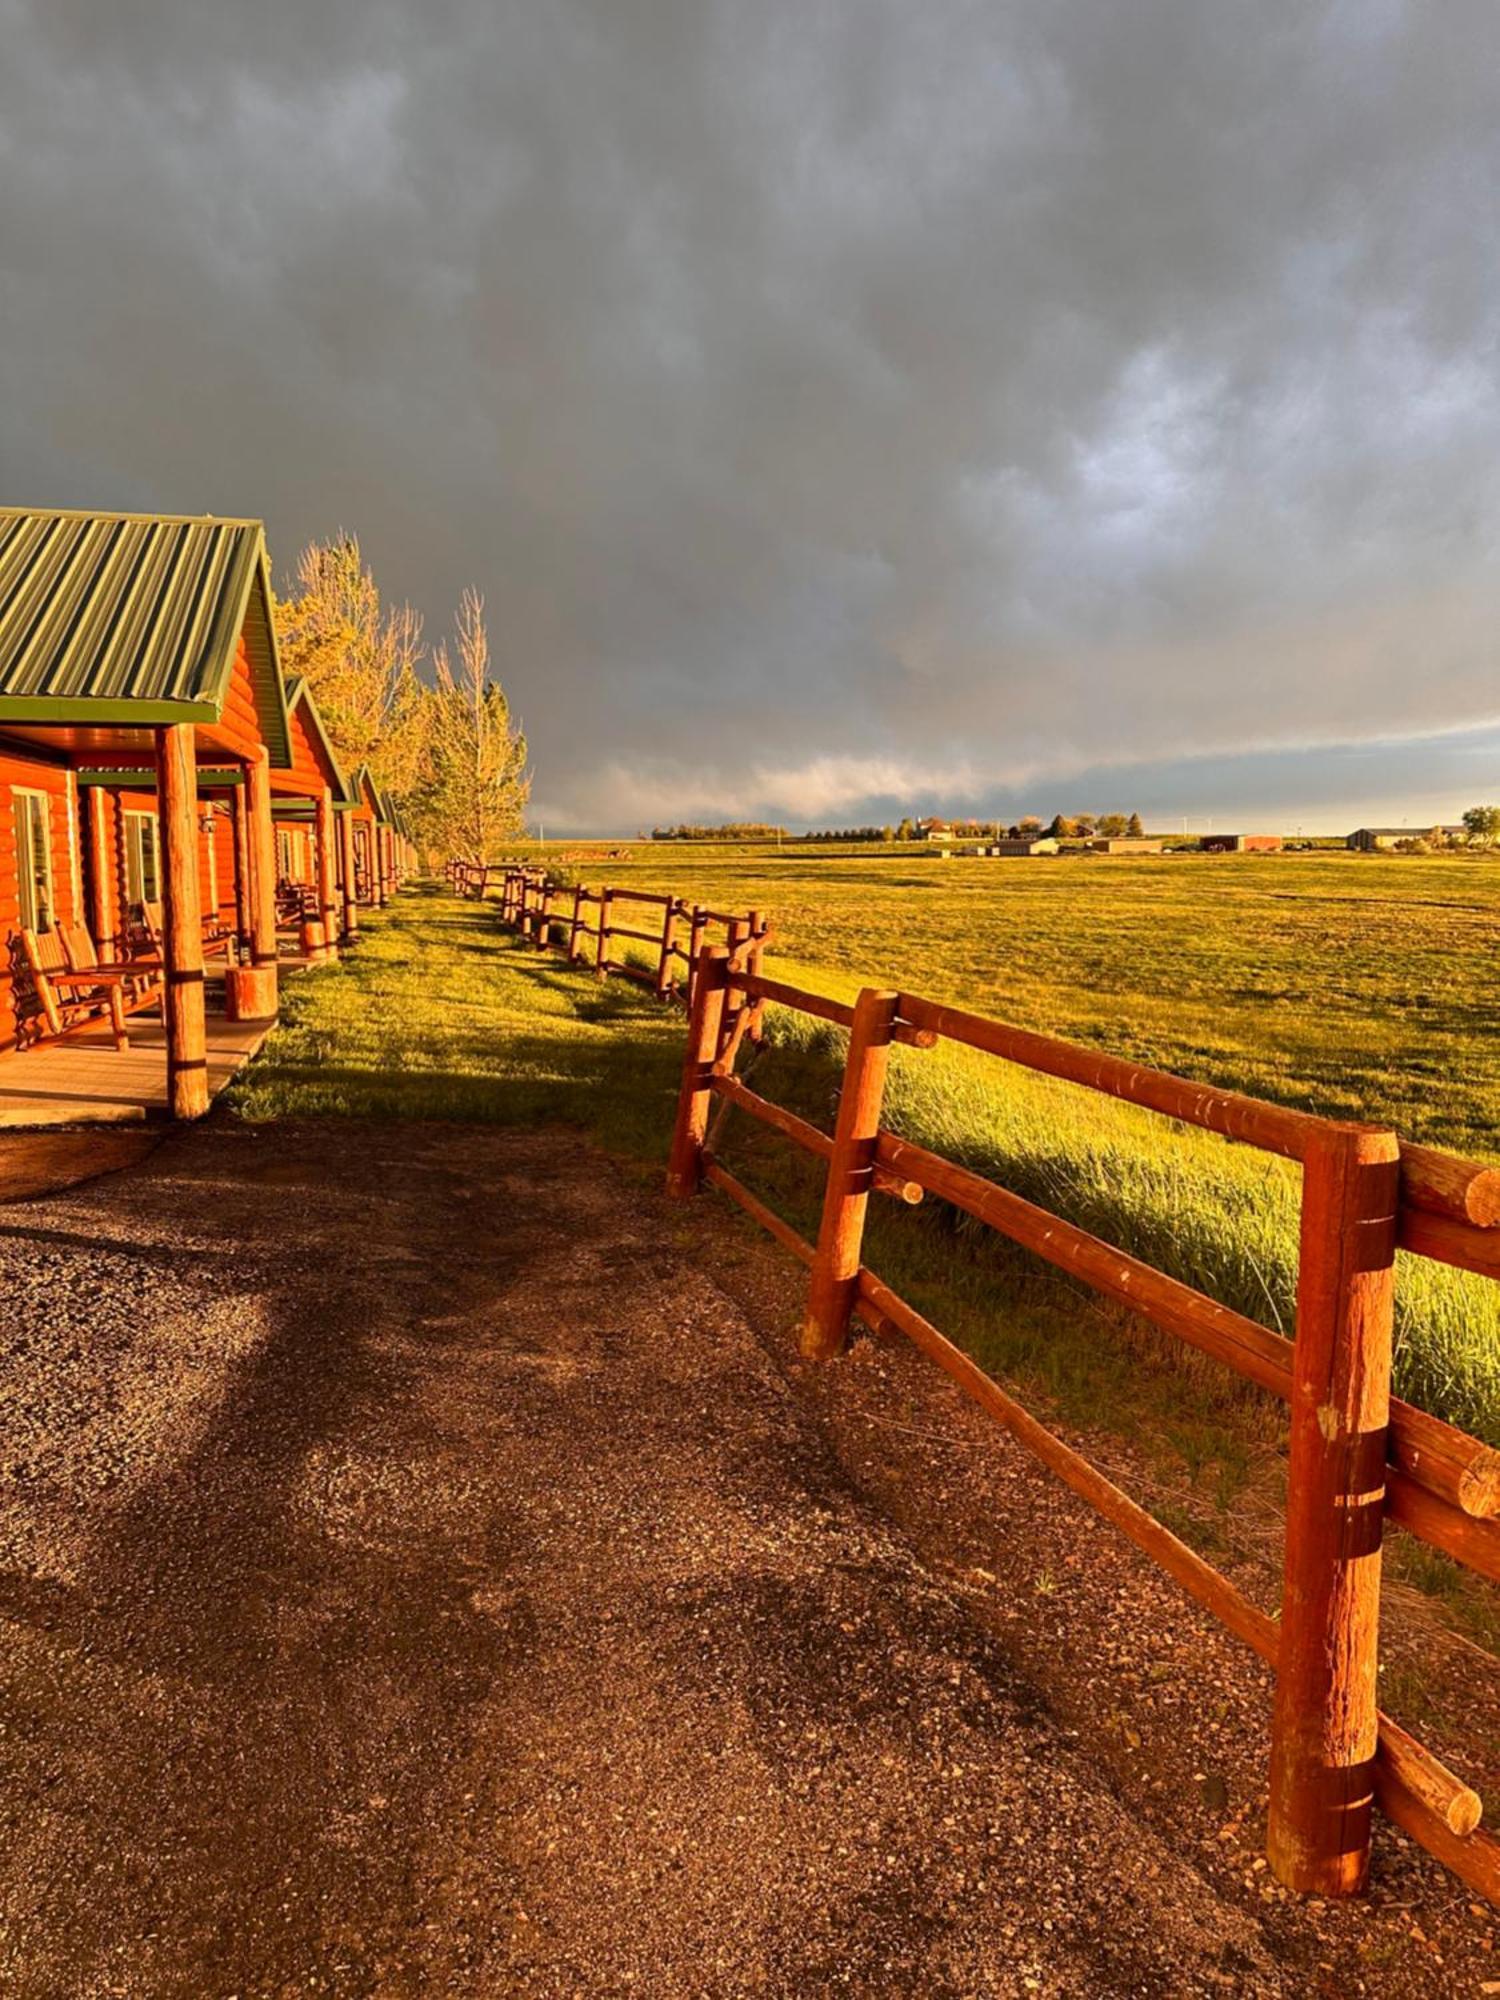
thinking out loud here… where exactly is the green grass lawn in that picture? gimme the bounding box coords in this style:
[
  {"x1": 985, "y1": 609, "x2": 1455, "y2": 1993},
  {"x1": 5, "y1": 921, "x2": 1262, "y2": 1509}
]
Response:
[
  {"x1": 524, "y1": 842, "x2": 1500, "y2": 1158},
  {"x1": 233, "y1": 886, "x2": 686, "y2": 1154}
]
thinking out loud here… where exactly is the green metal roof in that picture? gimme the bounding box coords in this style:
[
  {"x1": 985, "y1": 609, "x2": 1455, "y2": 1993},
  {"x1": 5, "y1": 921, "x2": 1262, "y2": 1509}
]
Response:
[{"x1": 0, "y1": 506, "x2": 291, "y2": 763}]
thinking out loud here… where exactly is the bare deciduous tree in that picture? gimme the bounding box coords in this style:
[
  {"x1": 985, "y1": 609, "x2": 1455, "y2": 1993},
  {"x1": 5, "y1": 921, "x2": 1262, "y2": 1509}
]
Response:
[{"x1": 417, "y1": 590, "x2": 529, "y2": 863}]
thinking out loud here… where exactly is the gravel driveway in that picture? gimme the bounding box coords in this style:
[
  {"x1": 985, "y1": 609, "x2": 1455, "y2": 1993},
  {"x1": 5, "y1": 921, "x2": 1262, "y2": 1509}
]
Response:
[{"x1": 0, "y1": 1120, "x2": 1397, "y2": 1994}]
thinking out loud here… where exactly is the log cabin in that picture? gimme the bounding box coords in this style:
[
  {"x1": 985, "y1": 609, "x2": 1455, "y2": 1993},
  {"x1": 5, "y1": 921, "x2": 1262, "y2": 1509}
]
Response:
[
  {"x1": 271, "y1": 676, "x2": 361, "y2": 952},
  {"x1": 347, "y1": 765, "x2": 399, "y2": 908},
  {"x1": 0, "y1": 506, "x2": 344, "y2": 1117}
]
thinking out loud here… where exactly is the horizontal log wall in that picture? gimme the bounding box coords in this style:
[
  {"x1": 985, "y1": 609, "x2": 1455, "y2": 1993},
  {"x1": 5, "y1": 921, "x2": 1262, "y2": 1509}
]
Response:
[{"x1": 0, "y1": 751, "x2": 83, "y2": 1051}]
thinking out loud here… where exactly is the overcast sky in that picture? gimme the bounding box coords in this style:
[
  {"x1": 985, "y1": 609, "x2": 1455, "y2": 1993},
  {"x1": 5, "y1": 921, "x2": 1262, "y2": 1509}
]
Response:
[{"x1": 2, "y1": 2, "x2": 1497, "y2": 832}]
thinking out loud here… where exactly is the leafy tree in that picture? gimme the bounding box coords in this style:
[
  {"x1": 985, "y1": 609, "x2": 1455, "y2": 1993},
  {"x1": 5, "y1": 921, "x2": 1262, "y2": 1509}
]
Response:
[
  {"x1": 896, "y1": 817, "x2": 915, "y2": 841},
  {"x1": 274, "y1": 534, "x2": 431, "y2": 796},
  {"x1": 1017, "y1": 816, "x2": 1043, "y2": 838},
  {"x1": 1073, "y1": 812, "x2": 1097, "y2": 837},
  {"x1": 415, "y1": 591, "x2": 529, "y2": 864},
  {"x1": 1462, "y1": 806, "x2": 1500, "y2": 845},
  {"x1": 1097, "y1": 812, "x2": 1128, "y2": 838}
]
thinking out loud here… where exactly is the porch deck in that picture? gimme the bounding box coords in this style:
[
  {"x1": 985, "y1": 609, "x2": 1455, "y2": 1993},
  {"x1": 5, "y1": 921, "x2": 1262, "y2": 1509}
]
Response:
[{"x1": 0, "y1": 1011, "x2": 272, "y2": 1129}]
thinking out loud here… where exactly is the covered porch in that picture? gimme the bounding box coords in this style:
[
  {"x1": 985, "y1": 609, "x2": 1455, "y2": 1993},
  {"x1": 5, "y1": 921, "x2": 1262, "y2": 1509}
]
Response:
[
  {"x1": 0, "y1": 508, "x2": 296, "y2": 1121},
  {"x1": 0, "y1": 1008, "x2": 272, "y2": 1127}
]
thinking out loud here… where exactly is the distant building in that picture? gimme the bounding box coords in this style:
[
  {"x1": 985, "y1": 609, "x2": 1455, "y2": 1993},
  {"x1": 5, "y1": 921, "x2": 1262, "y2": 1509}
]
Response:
[
  {"x1": 919, "y1": 816, "x2": 989, "y2": 843},
  {"x1": 1200, "y1": 833, "x2": 1284, "y2": 854},
  {"x1": 991, "y1": 837, "x2": 1059, "y2": 856},
  {"x1": 1347, "y1": 826, "x2": 1465, "y2": 852},
  {"x1": 1087, "y1": 836, "x2": 1164, "y2": 855}
]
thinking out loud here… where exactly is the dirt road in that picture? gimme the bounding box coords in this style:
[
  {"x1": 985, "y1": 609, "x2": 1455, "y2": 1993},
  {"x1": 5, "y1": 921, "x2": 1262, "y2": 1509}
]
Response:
[{"x1": 0, "y1": 1120, "x2": 1471, "y2": 1994}]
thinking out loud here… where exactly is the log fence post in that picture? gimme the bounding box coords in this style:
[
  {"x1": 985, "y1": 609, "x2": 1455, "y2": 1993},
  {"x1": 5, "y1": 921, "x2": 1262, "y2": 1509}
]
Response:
[
  {"x1": 665, "y1": 947, "x2": 730, "y2": 1199},
  {"x1": 686, "y1": 904, "x2": 708, "y2": 1008},
  {"x1": 722, "y1": 915, "x2": 750, "y2": 1055},
  {"x1": 1267, "y1": 1123, "x2": 1400, "y2": 1898},
  {"x1": 568, "y1": 884, "x2": 587, "y2": 961},
  {"x1": 595, "y1": 887, "x2": 613, "y2": 977},
  {"x1": 800, "y1": 987, "x2": 900, "y2": 1360},
  {"x1": 536, "y1": 882, "x2": 556, "y2": 951},
  {"x1": 746, "y1": 908, "x2": 767, "y2": 1043},
  {"x1": 655, "y1": 897, "x2": 678, "y2": 999}
]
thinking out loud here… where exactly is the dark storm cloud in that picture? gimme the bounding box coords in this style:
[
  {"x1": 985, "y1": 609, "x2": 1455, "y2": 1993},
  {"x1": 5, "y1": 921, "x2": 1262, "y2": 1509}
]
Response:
[{"x1": 2, "y1": 1, "x2": 1497, "y2": 829}]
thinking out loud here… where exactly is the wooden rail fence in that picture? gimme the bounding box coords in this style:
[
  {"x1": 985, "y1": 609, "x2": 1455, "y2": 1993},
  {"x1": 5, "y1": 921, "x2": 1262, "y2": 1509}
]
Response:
[
  {"x1": 446, "y1": 855, "x2": 1500, "y2": 1907},
  {"x1": 455, "y1": 862, "x2": 771, "y2": 1012},
  {"x1": 664, "y1": 950, "x2": 1500, "y2": 1909}
]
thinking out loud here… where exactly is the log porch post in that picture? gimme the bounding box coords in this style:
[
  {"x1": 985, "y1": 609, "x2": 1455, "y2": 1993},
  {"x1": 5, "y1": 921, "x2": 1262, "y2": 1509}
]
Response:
[
  {"x1": 225, "y1": 748, "x2": 280, "y2": 1022},
  {"x1": 155, "y1": 724, "x2": 209, "y2": 1120},
  {"x1": 1267, "y1": 1123, "x2": 1399, "y2": 1897},
  {"x1": 230, "y1": 782, "x2": 254, "y2": 957},
  {"x1": 315, "y1": 787, "x2": 339, "y2": 962},
  {"x1": 84, "y1": 785, "x2": 117, "y2": 960},
  {"x1": 338, "y1": 808, "x2": 359, "y2": 940}
]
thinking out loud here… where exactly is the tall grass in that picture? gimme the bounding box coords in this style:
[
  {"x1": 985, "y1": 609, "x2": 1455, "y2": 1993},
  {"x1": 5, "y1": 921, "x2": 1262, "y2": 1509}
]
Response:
[{"x1": 728, "y1": 961, "x2": 1500, "y2": 1447}]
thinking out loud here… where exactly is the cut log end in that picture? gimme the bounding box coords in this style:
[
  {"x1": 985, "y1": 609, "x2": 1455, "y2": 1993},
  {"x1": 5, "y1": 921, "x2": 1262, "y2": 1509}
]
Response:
[
  {"x1": 1401, "y1": 1145, "x2": 1500, "y2": 1229},
  {"x1": 1457, "y1": 1446, "x2": 1500, "y2": 1520}
]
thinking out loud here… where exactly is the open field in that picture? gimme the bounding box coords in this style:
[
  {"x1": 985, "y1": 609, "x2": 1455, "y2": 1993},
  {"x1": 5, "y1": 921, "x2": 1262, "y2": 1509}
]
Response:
[
  {"x1": 490, "y1": 847, "x2": 1500, "y2": 1453},
  {"x1": 236, "y1": 889, "x2": 1500, "y2": 1703},
  {"x1": 523, "y1": 843, "x2": 1500, "y2": 1157}
]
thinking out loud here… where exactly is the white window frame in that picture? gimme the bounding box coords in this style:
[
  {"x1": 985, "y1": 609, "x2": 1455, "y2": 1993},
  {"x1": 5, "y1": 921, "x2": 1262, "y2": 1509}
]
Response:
[
  {"x1": 12, "y1": 788, "x2": 54, "y2": 933},
  {"x1": 124, "y1": 810, "x2": 161, "y2": 905}
]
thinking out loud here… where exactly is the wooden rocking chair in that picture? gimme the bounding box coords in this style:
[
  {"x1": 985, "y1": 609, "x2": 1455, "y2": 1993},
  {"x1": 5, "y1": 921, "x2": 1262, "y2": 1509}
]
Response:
[
  {"x1": 60, "y1": 924, "x2": 165, "y2": 1015},
  {"x1": 136, "y1": 899, "x2": 236, "y2": 964},
  {"x1": 18, "y1": 927, "x2": 133, "y2": 1049}
]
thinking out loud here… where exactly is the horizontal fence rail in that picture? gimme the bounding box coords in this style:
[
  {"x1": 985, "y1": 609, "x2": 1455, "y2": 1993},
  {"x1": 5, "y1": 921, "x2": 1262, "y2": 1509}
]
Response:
[
  {"x1": 461, "y1": 863, "x2": 772, "y2": 1015},
  {"x1": 661, "y1": 951, "x2": 1500, "y2": 1911}
]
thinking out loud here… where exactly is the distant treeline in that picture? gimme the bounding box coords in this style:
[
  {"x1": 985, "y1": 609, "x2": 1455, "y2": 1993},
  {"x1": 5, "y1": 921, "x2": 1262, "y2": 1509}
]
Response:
[
  {"x1": 650, "y1": 822, "x2": 787, "y2": 841},
  {"x1": 652, "y1": 812, "x2": 1149, "y2": 842}
]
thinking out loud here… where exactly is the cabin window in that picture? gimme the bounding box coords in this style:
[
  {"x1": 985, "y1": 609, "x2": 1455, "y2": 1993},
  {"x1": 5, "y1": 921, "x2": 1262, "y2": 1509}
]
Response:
[
  {"x1": 124, "y1": 811, "x2": 160, "y2": 905},
  {"x1": 277, "y1": 828, "x2": 293, "y2": 879},
  {"x1": 13, "y1": 790, "x2": 54, "y2": 932}
]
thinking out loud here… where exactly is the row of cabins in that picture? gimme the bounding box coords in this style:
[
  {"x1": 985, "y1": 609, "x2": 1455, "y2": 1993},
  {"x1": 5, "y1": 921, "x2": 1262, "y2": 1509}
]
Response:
[{"x1": 0, "y1": 507, "x2": 416, "y2": 1119}]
